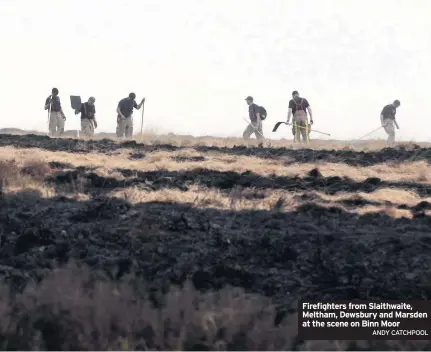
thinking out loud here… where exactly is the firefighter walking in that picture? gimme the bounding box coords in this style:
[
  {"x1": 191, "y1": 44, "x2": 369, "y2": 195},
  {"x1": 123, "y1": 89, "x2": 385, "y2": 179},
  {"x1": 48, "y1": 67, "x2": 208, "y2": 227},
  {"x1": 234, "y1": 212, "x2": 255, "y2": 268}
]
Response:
[{"x1": 287, "y1": 91, "x2": 313, "y2": 143}]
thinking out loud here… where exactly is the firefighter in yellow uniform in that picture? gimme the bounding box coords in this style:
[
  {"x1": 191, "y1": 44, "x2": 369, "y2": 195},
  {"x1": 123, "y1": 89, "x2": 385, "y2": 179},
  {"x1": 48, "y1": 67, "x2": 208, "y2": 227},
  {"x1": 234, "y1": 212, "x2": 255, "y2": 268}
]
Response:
[{"x1": 287, "y1": 91, "x2": 313, "y2": 143}]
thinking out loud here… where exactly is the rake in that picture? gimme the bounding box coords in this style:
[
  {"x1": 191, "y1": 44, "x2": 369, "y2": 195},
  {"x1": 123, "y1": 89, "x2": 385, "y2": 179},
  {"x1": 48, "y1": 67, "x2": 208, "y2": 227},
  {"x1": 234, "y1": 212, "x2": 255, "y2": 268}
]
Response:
[
  {"x1": 357, "y1": 126, "x2": 383, "y2": 140},
  {"x1": 272, "y1": 121, "x2": 331, "y2": 136}
]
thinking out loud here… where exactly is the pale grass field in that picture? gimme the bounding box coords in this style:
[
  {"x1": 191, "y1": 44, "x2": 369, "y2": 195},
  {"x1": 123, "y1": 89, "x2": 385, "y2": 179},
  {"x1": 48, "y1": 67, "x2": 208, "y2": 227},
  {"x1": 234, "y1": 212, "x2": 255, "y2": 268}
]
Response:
[
  {"x1": 1, "y1": 134, "x2": 430, "y2": 219},
  {"x1": 0, "y1": 145, "x2": 430, "y2": 183}
]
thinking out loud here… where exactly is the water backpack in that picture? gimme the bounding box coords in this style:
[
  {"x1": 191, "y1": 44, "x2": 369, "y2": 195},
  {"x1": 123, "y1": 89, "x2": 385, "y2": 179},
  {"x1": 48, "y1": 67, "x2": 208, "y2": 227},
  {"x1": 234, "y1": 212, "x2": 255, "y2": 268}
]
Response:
[
  {"x1": 259, "y1": 106, "x2": 267, "y2": 120},
  {"x1": 293, "y1": 98, "x2": 304, "y2": 111}
]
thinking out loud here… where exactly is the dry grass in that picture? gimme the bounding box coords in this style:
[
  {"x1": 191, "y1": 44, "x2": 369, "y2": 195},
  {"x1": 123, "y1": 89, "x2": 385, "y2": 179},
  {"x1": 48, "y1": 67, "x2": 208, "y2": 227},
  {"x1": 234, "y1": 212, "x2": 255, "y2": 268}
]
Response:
[
  {"x1": 0, "y1": 159, "x2": 86, "y2": 200},
  {"x1": 1, "y1": 152, "x2": 429, "y2": 219},
  {"x1": 133, "y1": 132, "x2": 431, "y2": 150},
  {"x1": 0, "y1": 146, "x2": 430, "y2": 183},
  {"x1": 0, "y1": 159, "x2": 56, "y2": 196},
  {"x1": 110, "y1": 186, "x2": 430, "y2": 219}
]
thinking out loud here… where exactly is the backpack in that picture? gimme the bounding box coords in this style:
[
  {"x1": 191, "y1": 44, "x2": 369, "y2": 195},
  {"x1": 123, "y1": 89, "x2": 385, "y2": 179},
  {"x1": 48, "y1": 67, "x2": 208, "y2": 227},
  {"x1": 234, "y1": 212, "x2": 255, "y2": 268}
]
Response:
[{"x1": 259, "y1": 106, "x2": 267, "y2": 120}]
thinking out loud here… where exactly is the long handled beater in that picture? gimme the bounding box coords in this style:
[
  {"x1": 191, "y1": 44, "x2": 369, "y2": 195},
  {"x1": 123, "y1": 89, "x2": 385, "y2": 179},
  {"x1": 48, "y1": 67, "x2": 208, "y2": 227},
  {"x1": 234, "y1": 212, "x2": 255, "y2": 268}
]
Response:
[
  {"x1": 140, "y1": 98, "x2": 146, "y2": 140},
  {"x1": 292, "y1": 123, "x2": 331, "y2": 136},
  {"x1": 47, "y1": 95, "x2": 52, "y2": 136},
  {"x1": 272, "y1": 121, "x2": 331, "y2": 136},
  {"x1": 243, "y1": 117, "x2": 269, "y2": 142},
  {"x1": 357, "y1": 126, "x2": 383, "y2": 140}
]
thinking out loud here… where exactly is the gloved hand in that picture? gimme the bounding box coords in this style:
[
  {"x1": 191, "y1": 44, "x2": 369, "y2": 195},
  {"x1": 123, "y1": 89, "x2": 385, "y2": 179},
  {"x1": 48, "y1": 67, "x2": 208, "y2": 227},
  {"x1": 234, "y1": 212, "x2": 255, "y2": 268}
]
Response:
[
  {"x1": 93, "y1": 120, "x2": 98, "y2": 128},
  {"x1": 310, "y1": 119, "x2": 314, "y2": 125}
]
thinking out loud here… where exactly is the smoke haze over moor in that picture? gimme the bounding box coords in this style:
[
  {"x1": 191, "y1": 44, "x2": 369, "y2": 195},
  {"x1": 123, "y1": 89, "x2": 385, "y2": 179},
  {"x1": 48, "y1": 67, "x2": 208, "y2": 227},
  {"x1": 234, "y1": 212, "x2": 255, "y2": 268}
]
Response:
[{"x1": 1, "y1": 0, "x2": 430, "y2": 141}]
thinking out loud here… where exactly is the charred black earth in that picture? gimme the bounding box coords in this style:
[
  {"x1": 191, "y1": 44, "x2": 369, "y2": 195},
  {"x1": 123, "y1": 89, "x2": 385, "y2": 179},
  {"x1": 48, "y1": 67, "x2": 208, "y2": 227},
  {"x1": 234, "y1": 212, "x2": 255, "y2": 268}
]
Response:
[{"x1": 0, "y1": 134, "x2": 431, "y2": 350}]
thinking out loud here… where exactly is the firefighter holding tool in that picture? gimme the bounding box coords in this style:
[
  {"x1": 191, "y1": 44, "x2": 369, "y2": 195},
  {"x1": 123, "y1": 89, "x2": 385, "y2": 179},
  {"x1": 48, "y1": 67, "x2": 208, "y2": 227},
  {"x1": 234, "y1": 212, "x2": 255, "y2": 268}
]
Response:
[
  {"x1": 75, "y1": 97, "x2": 97, "y2": 138},
  {"x1": 287, "y1": 91, "x2": 313, "y2": 144},
  {"x1": 380, "y1": 100, "x2": 400, "y2": 146}
]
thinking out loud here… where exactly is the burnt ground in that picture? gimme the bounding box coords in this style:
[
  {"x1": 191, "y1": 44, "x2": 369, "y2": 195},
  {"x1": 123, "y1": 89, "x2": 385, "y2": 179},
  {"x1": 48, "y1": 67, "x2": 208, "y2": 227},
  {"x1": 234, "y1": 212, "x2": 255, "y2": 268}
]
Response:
[
  {"x1": 46, "y1": 165, "x2": 431, "y2": 198},
  {"x1": 0, "y1": 134, "x2": 431, "y2": 350}
]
